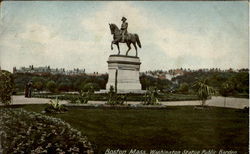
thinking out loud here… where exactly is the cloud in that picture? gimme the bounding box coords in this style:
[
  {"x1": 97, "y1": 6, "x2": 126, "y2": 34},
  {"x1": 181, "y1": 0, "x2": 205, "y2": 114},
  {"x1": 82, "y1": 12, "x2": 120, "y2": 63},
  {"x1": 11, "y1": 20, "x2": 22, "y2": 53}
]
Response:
[
  {"x1": 81, "y1": 2, "x2": 148, "y2": 36},
  {"x1": 0, "y1": 22, "x2": 109, "y2": 72},
  {"x1": 19, "y1": 24, "x2": 53, "y2": 44},
  {"x1": 80, "y1": 1, "x2": 248, "y2": 70},
  {"x1": 80, "y1": 2, "x2": 228, "y2": 59},
  {"x1": 80, "y1": 2, "x2": 148, "y2": 58},
  {"x1": 0, "y1": 2, "x2": 248, "y2": 72}
]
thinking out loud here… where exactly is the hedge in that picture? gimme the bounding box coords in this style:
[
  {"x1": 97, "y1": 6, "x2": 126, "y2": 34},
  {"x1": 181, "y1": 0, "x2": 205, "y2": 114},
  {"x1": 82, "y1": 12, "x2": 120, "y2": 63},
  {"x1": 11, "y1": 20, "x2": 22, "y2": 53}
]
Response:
[{"x1": 0, "y1": 70, "x2": 14, "y2": 105}]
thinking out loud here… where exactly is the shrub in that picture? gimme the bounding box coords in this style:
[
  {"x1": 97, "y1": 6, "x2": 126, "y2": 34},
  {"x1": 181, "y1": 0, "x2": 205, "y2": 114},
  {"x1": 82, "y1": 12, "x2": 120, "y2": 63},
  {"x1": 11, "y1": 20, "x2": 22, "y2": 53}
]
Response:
[
  {"x1": 219, "y1": 81, "x2": 235, "y2": 97},
  {"x1": 106, "y1": 86, "x2": 126, "y2": 105},
  {"x1": 33, "y1": 81, "x2": 44, "y2": 91},
  {"x1": 142, "y1": 87, "x2": 161, "y2": 105},
  {"x1": 0, "y1": 70, "x2": 14, "y2": 105},
  {"x1": 44, "y1": 97, "x2": 68, "y2": 113},
  {"x1": 58, "y1": 82, "x2": 71, "y2": 92},
  {"x1": 193, "y1": 79, "x2": 215, "y2": 106},
  {"x1": 0, "y1": 108, "x2": 93, "y2": 153},
  {"x1": 81, "y1": 83, "x2": 100, "y2": 93},
  {"x1": 46, "y1": 81, "x2": 57, "y2": 93},
  {"x1": 69, "y1": 91, "x2": 90, "y2": 104},
  {"x1": 178, "y1": 82, "x2": 189, "y2": 94},
  {"x1": 106, "y1": 94, "x2": 126, "y2": 105}
]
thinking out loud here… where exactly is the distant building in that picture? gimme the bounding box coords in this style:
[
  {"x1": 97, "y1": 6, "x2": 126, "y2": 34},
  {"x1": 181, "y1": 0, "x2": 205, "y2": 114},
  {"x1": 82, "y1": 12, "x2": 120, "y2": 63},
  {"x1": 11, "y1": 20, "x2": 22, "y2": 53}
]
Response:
[
  {"x1": 143, "y1": 69, "x2": 183, "y2": 80},
  {"x1": 165, "y1": 74, "x2": 175, "y2": 80},
  {"x1": 158, "y1": 74, "x2": 166, "y2": 80},
  {"x1": 86, "y1": 72, "x2": 106, "y2": 76},
  {"x1": 13, "y1": 65, "x2": 85, "y2": 75}
]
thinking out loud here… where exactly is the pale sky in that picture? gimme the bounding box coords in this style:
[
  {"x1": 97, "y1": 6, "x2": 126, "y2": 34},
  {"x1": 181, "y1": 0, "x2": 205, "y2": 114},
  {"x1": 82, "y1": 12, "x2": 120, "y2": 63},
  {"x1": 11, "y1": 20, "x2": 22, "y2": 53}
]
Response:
[{"x1": 0, "y1": 1, "x2": 248, "y2": 73}]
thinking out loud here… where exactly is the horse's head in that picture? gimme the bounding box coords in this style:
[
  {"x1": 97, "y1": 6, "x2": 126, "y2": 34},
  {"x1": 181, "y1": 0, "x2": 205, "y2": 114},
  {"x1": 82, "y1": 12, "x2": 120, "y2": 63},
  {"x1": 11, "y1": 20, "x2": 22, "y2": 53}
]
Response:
[{"x1": 109, "y1": 23, "x2": 118, "y2": 35}]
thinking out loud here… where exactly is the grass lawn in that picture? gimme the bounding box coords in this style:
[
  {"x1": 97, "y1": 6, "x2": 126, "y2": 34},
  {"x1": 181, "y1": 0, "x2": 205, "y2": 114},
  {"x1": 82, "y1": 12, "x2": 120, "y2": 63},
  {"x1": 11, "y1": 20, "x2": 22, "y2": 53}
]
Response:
[{"x1": 21, "y1": 105, "x2": 248, "y2": 153}]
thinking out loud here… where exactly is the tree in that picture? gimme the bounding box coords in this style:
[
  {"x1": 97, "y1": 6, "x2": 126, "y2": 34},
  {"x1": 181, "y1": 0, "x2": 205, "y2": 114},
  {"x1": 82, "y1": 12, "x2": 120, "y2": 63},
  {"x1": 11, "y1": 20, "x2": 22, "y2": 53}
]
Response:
[
  {"x1": 231, "y1": 72, "x2": 249, "y2": 94},
  {"x1": 0, "y1": 70, "x2": 14, "y2": 105},
  {"x1": 73, "y1": 78, "x2": 84, "y2": 91},
  {"x1": 178, "y1": 82, "x2": 189, "y2": 94},
  {"x1": 140, "y1": 75, "x2": 151, "y2": 90},
  {"x1": 58, "y1": 82, "x2": 71, "y2": 92},
  {"x1": 193, "y1": 79, "x2": 215, "y2": 106},
  {"x1": 31, "y1": 76, "x2": 42, "y2": 83},
  {"x1": 46, "y1": 81, "x2": 57, "y2": 93},
  {"x1": 33, "y1": 81, "x2": 44, "y2": 91},
  {"x1": 219, "y1": 81, "x2": 234, "y2": 107}
]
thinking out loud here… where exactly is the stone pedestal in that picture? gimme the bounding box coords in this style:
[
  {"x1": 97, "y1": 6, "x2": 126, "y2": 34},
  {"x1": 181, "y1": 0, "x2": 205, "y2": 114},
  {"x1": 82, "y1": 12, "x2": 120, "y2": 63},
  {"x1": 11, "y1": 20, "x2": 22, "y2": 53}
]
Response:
[{"x1": 106, "y1": 55, "x2": 143, "y2": 93}]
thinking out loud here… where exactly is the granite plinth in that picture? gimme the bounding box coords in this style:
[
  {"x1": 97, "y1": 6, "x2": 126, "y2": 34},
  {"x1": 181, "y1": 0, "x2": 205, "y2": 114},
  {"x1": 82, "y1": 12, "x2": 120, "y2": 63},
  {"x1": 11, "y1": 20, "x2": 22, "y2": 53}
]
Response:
[{"x1": 105, "y1": 55, "x2": 143, "y2": 93}]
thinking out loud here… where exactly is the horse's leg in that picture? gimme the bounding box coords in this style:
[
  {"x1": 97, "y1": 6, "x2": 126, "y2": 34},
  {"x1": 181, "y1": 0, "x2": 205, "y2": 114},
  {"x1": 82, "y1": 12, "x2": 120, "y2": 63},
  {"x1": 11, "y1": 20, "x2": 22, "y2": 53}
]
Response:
[
  {"x1": 116, "y1": 43, "x2": 120, "y2": 55},
  {"x1": 132, "y1": 42, "x2": 138, "y2": 57},
  {"x1": 111, "y1": 41, "x2": 114, "y2": 50},
  {"x1": 112, "y1": 36, "x2": 120, "y2": 50},
  {"x1": 126, "y1": 42, "x2": 131, "y2": 56}
]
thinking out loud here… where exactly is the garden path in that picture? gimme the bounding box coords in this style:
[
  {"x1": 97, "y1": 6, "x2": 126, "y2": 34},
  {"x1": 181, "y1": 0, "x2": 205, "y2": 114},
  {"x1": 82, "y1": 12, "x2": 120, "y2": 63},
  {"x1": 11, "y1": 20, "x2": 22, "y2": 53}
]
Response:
[
  {"x1": 2, "y1": 95, "x2": 68, "y2": 105},
  {"x1": 87, "y1": 96, "x2": 248, "y2": 109},
  {"x1": 5, "y1": 96, "x2": 248, "y2": 109}
]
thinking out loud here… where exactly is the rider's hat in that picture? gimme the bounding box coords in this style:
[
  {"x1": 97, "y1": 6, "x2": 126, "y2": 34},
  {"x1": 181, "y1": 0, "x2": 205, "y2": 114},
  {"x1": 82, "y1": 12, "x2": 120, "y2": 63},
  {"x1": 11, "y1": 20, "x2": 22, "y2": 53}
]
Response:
[{"x1": 121, "y1": 17, "x2": 127, "y2": 21}]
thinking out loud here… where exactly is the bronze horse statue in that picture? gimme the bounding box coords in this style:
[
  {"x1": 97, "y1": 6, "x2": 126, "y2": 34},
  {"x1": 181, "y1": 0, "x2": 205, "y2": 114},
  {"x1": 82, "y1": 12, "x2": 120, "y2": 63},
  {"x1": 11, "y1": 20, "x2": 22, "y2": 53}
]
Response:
[{"x1": 109, "y1": 23, "x2": 141, "y2": 57}]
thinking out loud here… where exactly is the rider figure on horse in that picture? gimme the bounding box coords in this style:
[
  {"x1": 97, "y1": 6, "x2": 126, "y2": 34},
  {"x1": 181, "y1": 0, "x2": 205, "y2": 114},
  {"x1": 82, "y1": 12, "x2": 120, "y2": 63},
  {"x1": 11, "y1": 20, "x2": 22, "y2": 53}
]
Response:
[
  {"x1": 109, "y1": 17, "x2": 141, "y2": 57},
  {"x1": 121, "y1": 17, "x2": 128, "y2": 42}
]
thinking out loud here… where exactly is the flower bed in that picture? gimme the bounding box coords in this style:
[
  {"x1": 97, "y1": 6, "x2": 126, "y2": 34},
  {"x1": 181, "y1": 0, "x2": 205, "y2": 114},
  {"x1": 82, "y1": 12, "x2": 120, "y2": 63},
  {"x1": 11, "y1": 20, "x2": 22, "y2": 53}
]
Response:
[
  {"x1": 0, "y1": 108, "x2": 93, "y2": 153},
  {"x1": 32, "y1": 93, "x2": 199, "y2": 102}
]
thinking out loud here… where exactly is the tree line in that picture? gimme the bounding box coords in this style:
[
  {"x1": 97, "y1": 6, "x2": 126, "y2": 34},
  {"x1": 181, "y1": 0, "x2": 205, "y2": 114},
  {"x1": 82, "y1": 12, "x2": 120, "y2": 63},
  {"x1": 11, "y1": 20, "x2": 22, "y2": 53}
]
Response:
[
  {"x1": 12, "y1": 71, "x2": 249, "y2": 97},
  {"x1": 172, "y1": 71, "x2": 249, "y2": 97},
  {"x1": 13, "y1": 73, "x2": 107, "y2": 93}
]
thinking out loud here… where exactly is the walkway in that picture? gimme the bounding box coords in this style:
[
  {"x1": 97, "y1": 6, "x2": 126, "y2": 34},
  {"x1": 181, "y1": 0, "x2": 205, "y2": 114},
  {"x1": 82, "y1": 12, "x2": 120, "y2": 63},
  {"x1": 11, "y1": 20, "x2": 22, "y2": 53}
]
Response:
[
  {"x1": 5, "y1": 95, "x2": 68, "y2": 105},
  {"x1": 1, "y1": 96, "x2": 249, "y2": 109}
]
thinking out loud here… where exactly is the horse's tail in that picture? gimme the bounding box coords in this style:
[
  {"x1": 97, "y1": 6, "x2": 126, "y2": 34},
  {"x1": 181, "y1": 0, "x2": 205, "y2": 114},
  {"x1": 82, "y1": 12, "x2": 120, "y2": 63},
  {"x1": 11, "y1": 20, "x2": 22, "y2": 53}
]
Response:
[{"x1": 135, "y1": 34, "x2": 141, "y2": 48}]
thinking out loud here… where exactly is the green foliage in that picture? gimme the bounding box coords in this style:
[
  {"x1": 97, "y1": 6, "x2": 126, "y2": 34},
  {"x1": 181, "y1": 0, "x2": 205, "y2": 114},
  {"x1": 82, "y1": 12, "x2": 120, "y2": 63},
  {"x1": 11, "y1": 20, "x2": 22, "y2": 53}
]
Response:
[
  {"x1": 142, "y1": 86, "x2": 160, "y2": 105},
  {"x1": 33, "y1": 81, "x2": 44, "y2": 91},
  {"x1": 140, "y1": 74, "x2": 173, "y2": 91},
  {"x1": 178, "y1": 82, "x2": 189, "y2": 93},
  {"x1": 174, "y1": 71, "x2": 249, "y2": 96},
  {"x1": 219, "y1": 81, "x2": 235, "y2": 97},
  {"x1": 109, "y1": 85, "x2": 115, "y2": 93},
  {"x1": 81, "y1": 82, "x2": 100, "y2": 92},
  {"x1": 106, "y1": 86, "x2": 126, "y2": 105},
  {"x1": 79, "y1": 91, "x2": 91, "y2": 104},
  {"x1": 13, "y1": 73, "x2": 108, "y2": 92},
  {"x1": 46, "y1": 80, "x2": 57, "y2": 93},
  {"x1": 70, "y1": 91, "x2": 90, "y2": 104},
  {"x1": 33, "y1": 92, "x2": 199, "y2": 102},
  {"x1": 0, "y1": 70, "x2": 14, "y2": 105},
  {"x1": 106, "y1": 94, "x2": 126, "y2": 105},
  {"x1": 0, "y1": 108, "x2": 92, "y2": 153},
  {"x1": 106, "y1": 86, "x2": 117, "y2": 105},
  {"x1": 44, "y1": 97, "x2": 68, "y2": 113},
  {"x1": 219, "y1": 81, "x2": 235, "y2": 107},
  {"x1": 13, "y1": 71, "x2": 248, "y2": 97},
  {"x1": 226, "y1": 72, "x2": 249, "y2": 94},
  {"x1": 22, "y1": 105, "x2": 249, "y2": 153},
  {"x1": 58, "y1": 82, "x2": 71, "y2": 92},
  {"x1": 193, "y1": 79, "x2": 215, "y2": 106}
]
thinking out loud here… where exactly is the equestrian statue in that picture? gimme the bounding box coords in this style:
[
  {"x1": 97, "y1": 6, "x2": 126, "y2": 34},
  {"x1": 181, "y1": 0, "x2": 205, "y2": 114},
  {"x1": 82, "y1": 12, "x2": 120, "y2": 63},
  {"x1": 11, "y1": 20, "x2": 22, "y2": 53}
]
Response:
[{"x1": 109, "y1": 17, "x2": 141, "y2": 57}]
